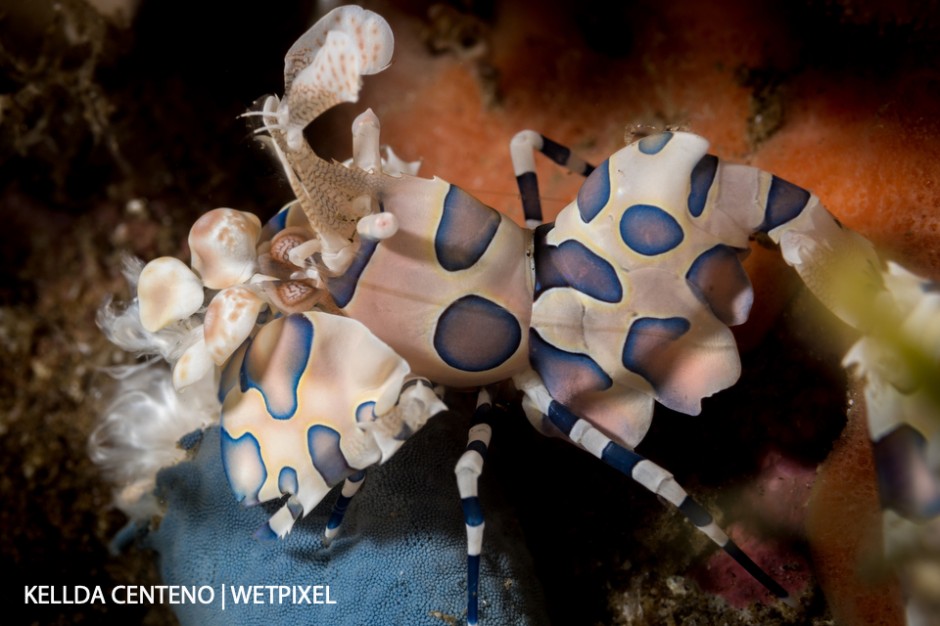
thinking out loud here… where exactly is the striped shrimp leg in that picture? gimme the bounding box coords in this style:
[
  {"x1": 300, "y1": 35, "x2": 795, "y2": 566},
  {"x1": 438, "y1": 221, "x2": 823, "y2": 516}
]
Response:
[
  {"x1": 515, "y1": 371, "x2": 792, "y2": 603},
  {"x1": 510, "y1": 130, "x2": 595, "y2": 227},
  {"x1": 455, "y1": 389, "x2": 497, "y2": 626},
  {"x1": 323, "y1": 470, "x2": 367, "y2": 544}
]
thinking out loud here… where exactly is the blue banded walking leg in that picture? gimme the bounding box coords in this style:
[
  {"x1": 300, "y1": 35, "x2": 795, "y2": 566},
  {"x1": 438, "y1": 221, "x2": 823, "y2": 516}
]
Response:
[
  {"x1": 514, "y1": 372, "x2": 792, "y2": 604},
  {"x1": 455, "y1": 389, "x2": 496, "y2": 626},
  {"x1": 323, "y1": 470, "x2": 367, "y2": 544},
  {"x1": 510, "y1": 130, "x2": 595, "y2": 227}
]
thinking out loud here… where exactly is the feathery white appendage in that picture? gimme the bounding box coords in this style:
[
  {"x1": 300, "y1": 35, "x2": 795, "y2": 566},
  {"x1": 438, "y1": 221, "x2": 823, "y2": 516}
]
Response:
[
  {"x1": 94, "y1": 255, "x2": 220, "y2": 518},
  {"x1": 89, "y1": 363, "x2": 219, "y2": 519}
]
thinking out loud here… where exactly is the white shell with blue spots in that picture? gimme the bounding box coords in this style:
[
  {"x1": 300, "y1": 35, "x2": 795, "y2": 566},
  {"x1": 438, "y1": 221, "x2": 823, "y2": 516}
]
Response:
[
  {"x1": 331, "y1": 175, "x2": 533, "y2": 388},
  {"x1": 532, "y1": 132, "x2": 751, "y2": 445},
  {"x1": 323, "y1": 131, "x2": 807, "y2": 449},
  {"x1": 220, "y1": 311, "x2": 412, "y2": 519}
]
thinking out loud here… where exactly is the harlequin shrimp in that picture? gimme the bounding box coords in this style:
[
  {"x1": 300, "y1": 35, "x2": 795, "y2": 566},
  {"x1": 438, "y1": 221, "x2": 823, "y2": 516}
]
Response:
[{"x1": 105, "y1": 5, "x2": 940, "y2": 625}]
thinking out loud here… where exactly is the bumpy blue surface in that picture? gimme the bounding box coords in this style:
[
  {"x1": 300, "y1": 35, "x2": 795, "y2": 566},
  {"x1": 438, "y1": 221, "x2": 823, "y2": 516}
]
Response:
[{"x1": 148, "y1": 417, "x2": 547, "y2": 625}]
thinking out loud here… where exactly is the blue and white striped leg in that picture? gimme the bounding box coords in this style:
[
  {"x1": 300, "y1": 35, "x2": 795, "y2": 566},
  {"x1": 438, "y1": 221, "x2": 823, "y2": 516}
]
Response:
[
  {"x1": 514, "y1": 372, "x2": 792, "y2": 604},
  {"x1": 323, "y1": 470, "x2": 367, "y2": 544},
  {"x1": 510, "y1": 130, "x2": 595, "y2": 227},
  {"x1": 455, "y1": 389, "x2": 496, "y2": 626}
]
